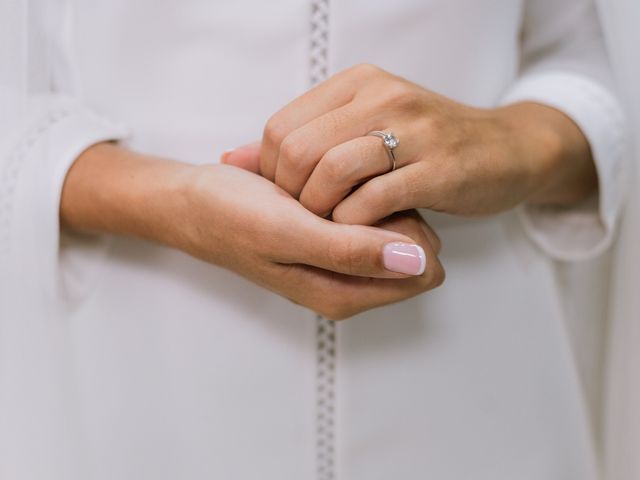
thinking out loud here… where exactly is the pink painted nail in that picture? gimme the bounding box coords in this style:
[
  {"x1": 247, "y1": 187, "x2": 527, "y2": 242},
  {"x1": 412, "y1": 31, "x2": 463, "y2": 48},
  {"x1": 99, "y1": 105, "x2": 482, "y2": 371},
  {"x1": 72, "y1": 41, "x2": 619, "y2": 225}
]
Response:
[{"x1": 383, "y1": 242, "x2": 426, "y2": 275}]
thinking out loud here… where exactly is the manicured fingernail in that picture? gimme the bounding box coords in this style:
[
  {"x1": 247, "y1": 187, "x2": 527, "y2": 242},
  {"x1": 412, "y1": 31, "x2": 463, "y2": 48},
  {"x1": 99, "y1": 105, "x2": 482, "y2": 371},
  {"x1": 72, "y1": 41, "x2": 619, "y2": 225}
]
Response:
[{"x1": 383, "y1": 242, "x2": 426, "y2": 275}]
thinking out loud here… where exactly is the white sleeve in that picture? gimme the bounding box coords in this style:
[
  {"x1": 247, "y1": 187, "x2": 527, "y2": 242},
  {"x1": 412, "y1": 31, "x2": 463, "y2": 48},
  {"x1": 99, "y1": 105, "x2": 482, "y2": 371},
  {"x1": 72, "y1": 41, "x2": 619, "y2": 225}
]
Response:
[
  {"x1": 499, "y1": 0, "x2": 630, "y2": 261},
  {"x1": 0, "y1": 0, "x2": 128, "y2": 300}
]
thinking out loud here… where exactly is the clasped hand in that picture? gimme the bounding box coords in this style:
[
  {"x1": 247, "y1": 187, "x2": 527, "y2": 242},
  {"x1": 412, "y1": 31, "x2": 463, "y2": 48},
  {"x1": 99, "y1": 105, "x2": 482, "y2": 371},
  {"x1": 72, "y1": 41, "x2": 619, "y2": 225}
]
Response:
[
  {"x1": 63, "y1": 65, "x2": 591, "y2": 319},
  {"x1": 220, "y1": 64, "x2": 594, "y2": 318}
]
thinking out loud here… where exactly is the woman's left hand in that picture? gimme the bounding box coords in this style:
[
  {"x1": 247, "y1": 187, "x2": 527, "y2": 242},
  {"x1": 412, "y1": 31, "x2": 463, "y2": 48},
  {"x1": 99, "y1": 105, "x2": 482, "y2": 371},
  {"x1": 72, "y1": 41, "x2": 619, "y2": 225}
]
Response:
[{"x1": 223, "y1": 63, "x2": 595, "y2": 226}]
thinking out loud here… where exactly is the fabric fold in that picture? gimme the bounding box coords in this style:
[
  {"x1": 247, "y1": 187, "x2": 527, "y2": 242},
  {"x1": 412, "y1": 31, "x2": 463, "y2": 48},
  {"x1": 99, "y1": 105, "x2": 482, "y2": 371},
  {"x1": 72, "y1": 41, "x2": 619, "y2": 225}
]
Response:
[
  {"x1": 500, "y1": 71, "x2": 628, "y2": 261},
  {"x1": 0, "y1": 95, "x2": 128, "y2": 303}
]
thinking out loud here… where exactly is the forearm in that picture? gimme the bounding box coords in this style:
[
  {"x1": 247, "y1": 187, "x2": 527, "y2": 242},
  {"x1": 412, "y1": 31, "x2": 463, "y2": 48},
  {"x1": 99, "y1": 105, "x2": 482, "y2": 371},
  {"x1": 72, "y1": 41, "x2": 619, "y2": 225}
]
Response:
[
  {"x1": 60, "y1": 142, "x2": 196, "y2": 249},
  {"x1": 58, "y1": 142, "x2": 445, "y2": 320}
]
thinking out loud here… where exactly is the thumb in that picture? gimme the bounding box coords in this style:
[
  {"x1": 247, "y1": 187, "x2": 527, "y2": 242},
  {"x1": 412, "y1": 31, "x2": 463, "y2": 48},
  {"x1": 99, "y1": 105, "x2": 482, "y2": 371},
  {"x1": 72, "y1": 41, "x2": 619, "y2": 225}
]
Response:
[
  {"x1": 283, "y1": 215, "x2": 429, "y2": 278},
  {"x1": 220, "y1": 141, "x2": 261, "y2": 173}
]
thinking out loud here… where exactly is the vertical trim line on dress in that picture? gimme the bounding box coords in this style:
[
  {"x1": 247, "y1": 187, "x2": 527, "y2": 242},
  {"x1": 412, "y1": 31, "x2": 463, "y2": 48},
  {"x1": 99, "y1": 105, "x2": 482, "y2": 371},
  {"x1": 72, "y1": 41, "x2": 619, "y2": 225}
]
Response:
[{"x1": 310, "y1": 2, "x2": 335, "y2": 480}]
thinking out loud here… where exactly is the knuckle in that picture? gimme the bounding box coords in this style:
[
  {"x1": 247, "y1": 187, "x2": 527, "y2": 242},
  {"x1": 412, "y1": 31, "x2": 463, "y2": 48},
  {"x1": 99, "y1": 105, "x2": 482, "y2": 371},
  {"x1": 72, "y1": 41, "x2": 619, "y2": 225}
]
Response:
[
  {"x1": 351, "y1": 62, "x2": 382, "y2": 78},
  {"x1": 263, "y1": 114, "x2": 288, "y2": 146},
  {"x1": 326, "y1": 234, "x2": 373, "y2": 276},
  {"x1": 322, "y1": 303, "x2": 352, "y2": 321},
  {"x1": 379, "y1": 81, "x2": 414, "y2": 108},
  {"x1": 299, "y1": 191, "x2": 327, "y2": 217},
  {"x1": 311, "y1": 290, "x2": 353, "y2": 320},
  {"x1": 327, "y1": 236, "x2": 354, "y2": 274},
  {"x1": 424, "y1": 113, "x2": 447, "y2": 135},
  {"x1": 279, "y1": 136, "x2": 306, "y2": 169},
  {"x1": 330, "y1": 205, "x2": 351, "y2": 224}
]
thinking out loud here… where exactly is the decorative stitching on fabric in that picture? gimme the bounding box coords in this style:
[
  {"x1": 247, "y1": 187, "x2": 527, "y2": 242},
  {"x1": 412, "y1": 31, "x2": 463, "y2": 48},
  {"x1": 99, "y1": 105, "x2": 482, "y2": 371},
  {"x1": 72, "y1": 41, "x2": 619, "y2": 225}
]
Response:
[
  {"x1": 0, "y1": 109, "x2": 71, "y2": 255},
  {"x1": 310, "y1": 1, "x2": 336, "y2": 479},
  {"x1": 316, "y1": 313, "x2": 336, "y2": 480},
  {"x1": 310, "y1": 0, "x2": 329, "y2": 87}
]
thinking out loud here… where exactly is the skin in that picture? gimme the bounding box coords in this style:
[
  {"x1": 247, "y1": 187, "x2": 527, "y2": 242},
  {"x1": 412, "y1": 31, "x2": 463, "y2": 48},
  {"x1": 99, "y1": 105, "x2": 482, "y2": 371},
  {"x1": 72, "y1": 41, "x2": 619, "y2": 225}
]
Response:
[
  {"x1": 223, "y1": 64, "x2": 597, "y2": 227},
  {"x1": 61, "y1": 63, "x2": 596, "y2": 320},
  {"x1": 60, "y1": 143, "x2": 444, "y2": 320}
]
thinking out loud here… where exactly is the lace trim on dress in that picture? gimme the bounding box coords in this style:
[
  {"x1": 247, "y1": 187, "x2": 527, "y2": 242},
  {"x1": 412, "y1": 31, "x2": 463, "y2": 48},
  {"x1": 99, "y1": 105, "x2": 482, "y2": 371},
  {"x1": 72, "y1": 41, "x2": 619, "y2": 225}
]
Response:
[{"x1": 310, "y1": 1, "x2": 336, "y2": 479}]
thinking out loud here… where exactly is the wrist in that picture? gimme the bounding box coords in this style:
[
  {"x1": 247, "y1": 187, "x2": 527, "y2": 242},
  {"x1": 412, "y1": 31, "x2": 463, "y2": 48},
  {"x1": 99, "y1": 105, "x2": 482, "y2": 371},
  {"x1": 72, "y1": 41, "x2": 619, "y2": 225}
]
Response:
[
  {"x1": 61, "y1": 142, "x2": 198, "y2": 249},
  {"x1": 494, "y1": 103, "x2": 565, "y2": 194},
  {"x1": 494, "y1": 102, "x2": 596, "y2": 205}
]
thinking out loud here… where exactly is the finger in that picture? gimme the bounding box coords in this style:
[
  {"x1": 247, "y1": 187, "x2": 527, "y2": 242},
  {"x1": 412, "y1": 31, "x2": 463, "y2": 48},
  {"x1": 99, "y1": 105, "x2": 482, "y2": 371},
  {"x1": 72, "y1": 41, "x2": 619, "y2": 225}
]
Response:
[
  {"x1": 260, "y1": 65, "x2": 378, "y2": 181},
  {"x1": 417, "y1": 215, "x2": 442, "y2": 254},
  {"x1": 220, "y1": 142, "x2": 261, "y2": 173},
  {"x1": 332, "y1": 162, "x2": 431, "y2": 226},
  {"x1": 276, "y1": 262, "x2": 445, "y2": 320},
  {"x1": 263, "y1": 210, "x2": 445, "y2": 319},
  {"x1": 274, "y1": 102, "x2": 375, "y2": 198},
  {"x1": 376, "y1": 209, "x2": 442, "y2": 255},
  {"x1": 298, "y1": 136, "x2": 394, "y2": 217},
  {"x1": 279, "y1": 215, "x2": 432, "y2": 279}
]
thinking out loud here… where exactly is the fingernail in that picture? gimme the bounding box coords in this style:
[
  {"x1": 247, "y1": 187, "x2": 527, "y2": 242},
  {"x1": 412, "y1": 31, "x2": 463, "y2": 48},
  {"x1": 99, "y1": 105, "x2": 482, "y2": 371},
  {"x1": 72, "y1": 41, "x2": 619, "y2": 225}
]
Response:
[
  {"x1": 220, "y1": 148, "x2": 235, "y2": 164},
  {"x1": 220, "y1": 142, "x2": 259, "y2": 163},
  {"x1": 383, "y1": 242, "x2": 426, "y2": 275}
]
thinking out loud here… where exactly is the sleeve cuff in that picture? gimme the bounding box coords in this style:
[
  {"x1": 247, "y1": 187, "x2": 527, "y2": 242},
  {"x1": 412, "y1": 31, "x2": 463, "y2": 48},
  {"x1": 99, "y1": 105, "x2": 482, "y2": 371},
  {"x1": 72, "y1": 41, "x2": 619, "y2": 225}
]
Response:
[
  {"x1": 6, "y1": 96, "x2": 129, "y2": 302},
  {"x1": 499, "y1": 71, "x2": 629, "y2": 261}
]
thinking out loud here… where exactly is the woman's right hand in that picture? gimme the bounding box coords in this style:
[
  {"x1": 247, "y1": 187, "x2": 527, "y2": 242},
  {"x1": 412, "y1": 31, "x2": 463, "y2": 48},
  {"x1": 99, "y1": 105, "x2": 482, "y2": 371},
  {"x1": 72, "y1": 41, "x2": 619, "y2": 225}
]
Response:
[{"x1": 61, "y1": 143, "x2": 444, "y2": 319}]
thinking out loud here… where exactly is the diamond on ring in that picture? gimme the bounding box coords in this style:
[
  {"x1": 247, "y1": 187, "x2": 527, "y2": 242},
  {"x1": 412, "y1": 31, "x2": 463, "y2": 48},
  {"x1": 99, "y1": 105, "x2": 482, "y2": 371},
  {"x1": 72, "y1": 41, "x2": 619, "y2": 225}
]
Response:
[
  {"x1": 382, "y1": 133, "x2": 399, "y2": 149},
  {"x1": 367, "y1": 130, "x2": 399, "y2": 172}
]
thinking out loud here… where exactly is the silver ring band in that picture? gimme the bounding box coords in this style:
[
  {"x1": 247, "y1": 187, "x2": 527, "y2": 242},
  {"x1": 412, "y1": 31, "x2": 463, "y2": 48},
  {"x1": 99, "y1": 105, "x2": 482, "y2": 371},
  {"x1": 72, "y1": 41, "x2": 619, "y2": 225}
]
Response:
[{"x1": 368, "y1": 131, "x2": 399, "y2": 172}]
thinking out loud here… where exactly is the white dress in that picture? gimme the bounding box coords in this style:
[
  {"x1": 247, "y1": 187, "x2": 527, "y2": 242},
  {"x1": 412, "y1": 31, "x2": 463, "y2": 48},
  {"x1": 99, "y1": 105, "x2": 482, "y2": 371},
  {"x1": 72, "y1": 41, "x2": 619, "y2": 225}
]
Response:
[{"x1": 0, "y1": 0, "x2": 630, "y2": 479}]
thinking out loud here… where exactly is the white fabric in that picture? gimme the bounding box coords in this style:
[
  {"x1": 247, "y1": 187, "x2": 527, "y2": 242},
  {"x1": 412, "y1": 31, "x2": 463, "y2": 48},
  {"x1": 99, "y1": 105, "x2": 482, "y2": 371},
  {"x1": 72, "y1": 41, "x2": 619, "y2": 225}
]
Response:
[
  {"x1": 597, "y1": 1, "x2": 640, "y2": 479},
  {"x1": 497, "y1": 0, "x2": 629, "y2": 261},
  {"x1": 0, "y1": 0, "x2": 631, "y2": 479},
  {"x1": 502, "y1": 72, "x2": 627, "y2": 261}
]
